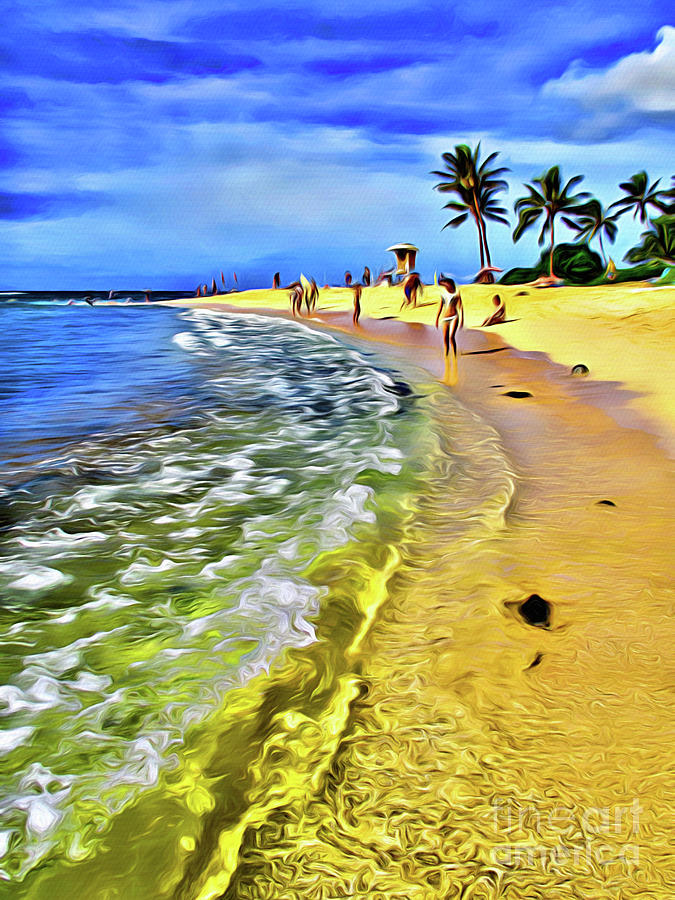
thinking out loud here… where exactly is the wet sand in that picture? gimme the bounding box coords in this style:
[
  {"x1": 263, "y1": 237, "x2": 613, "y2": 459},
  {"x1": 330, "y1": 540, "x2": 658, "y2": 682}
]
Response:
[{"x1": 164, "y1": 285, "x2": 674, "y2": 897}]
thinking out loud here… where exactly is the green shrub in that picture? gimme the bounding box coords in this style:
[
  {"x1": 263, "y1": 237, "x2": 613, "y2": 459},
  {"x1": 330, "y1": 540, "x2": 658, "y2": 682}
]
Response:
[{"x1": 500, "y1": 243, "x2": 604, "y2": 285}]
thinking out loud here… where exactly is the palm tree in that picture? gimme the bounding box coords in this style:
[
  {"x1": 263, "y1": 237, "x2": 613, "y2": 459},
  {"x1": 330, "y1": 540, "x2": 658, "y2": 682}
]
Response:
[
  {"x1": 513, "y1": 166, "x2": 591, "y2": 279},
  {"x1": 609, "y1": 171, "x2": 668, "y2": 223},
  {"x1": 563, "y1": 199, "x2": 619, "y2": 265},
  {"x1": 662, "y1": 176, "x2": 675, "y2": 214},
  {"x1": 624, "y1": 214, "x2": 674, "y2": 267},
  {"x1": 431, "y1": 143, "x2": 509, "y2": 281}
]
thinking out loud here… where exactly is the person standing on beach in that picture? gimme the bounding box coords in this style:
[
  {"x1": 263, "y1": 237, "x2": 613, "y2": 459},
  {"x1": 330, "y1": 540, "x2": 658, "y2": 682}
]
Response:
[
  {"x1": 345, "y1": 271, "x2": 352, "y2": 287},
  {"x1": 435, "y1": 276, "x2": 464, "y2": 384},
  {"x1": 352, "y1": 283, "x2": 363, "y2": 326},
  {"x1": 481, "y1": 294, "x2": 506, "y2": 326},
  {"x1": 362, "y1": 266, "x2": 371, "y2": 286},
  {"x1": 273, "y1": 272, "x2": 280, "y2": 290}
]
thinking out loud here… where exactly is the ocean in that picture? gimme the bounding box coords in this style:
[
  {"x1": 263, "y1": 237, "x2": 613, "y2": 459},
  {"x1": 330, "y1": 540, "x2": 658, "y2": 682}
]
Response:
[{"x1": 0, "y1": 297, "x2": 513, "y2": 897}]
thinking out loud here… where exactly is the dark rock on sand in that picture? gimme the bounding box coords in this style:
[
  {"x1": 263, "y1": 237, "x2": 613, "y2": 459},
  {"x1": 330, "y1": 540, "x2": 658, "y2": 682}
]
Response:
[
  {"x1": 502, "y1": 390, "x2": 533, "y2": 398},
  {"x1": 519, "y1": 594, "x2": 551, "y2": 628},
  {"x1": 596, "y1": 499, "x2": 616, "y2": 506}
]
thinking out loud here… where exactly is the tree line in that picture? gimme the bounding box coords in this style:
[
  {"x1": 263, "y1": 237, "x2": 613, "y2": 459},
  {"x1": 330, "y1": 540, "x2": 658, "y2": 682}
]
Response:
[{"x1": 431, "y1": 144, "x2": 674, "y2": 283}]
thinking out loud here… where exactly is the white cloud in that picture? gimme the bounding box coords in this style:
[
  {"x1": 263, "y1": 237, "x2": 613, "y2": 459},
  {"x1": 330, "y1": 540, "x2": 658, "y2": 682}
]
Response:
[{"x1": 543, "y1": 26, "x2": 675, "y2": 118}]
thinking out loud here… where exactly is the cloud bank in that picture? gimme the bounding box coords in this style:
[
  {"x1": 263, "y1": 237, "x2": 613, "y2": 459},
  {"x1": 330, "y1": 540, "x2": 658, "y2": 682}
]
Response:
[{"x1": 0, "y1": 0, "x2": 672, "y2": 286}]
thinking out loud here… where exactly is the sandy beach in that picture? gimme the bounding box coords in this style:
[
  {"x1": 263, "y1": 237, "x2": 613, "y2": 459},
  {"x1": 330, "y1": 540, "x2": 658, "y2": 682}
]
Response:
[{"x1": 163, "y1": 283, "x2": 674, "y2": 898}]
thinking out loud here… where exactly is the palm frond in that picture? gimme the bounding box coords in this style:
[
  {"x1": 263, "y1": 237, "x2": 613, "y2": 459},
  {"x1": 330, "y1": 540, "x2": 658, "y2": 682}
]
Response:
[
  {"x1": 561, "y1": 216, "x2": 583, "y2": 232},
  {"x1": 442, "y1": 213, "x2": 470, "y2": 229},
  {"x1": 512, "y1": 207, "x2": 542, "y2": 242}
]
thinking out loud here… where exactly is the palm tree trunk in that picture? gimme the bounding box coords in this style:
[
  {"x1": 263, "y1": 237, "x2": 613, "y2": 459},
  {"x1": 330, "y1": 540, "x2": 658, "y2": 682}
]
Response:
[
  {"x1": 478, "y1": 214, "x2": 495, "y2": 282},
  {"x1": 478, "y1": 213, "x2": 492, "y2": 265},
  {"x1": 471, "y1": 209, "x2": 486, "y2": 269},
  {"x1": 472, "y1": 188, "x2": 491, "y2": 268},
  {"x1": 483, "y1": 222, "x2": 492, "y2": 266},
  {"x1": 599, "y1": 232, "x2": 606, "y2": 266},
  {"x1": 549, "y1": 213, "x2": 555, "y2": 278}
]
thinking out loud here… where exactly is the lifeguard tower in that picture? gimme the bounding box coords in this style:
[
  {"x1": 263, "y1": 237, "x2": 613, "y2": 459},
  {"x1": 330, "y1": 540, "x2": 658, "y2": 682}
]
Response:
[{"x1": 387, "y1": 243, "x2": 418, "y2": 275}]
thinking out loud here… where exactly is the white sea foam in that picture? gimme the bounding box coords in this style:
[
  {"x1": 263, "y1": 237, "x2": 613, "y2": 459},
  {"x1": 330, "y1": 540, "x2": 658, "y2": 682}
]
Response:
[
  {"x1": 0, "y1": 727, "x2": 35, "y2": 756},
  {"x1": 9, "y1": 567, "x2": 72, "y2": 592}
]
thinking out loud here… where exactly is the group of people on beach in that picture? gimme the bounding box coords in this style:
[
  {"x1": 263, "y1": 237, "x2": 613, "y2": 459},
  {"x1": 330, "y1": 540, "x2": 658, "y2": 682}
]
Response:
[
  {"x1": 279, "y1": 270, "x2": 506, "y2": 386},
  {"x1": 287, "y1": 278, "x2": 320, "y2": 317},
  {"x1": 195, "y1": 273, "x2": 239, "y2": 296}
]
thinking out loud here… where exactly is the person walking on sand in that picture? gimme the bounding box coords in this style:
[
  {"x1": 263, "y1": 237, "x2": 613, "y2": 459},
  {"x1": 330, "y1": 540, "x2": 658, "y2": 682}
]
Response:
[
  {"x1": 481, "y1": 293, "x2": 506, "y2": 327},
  {"x1": 401, "y1": 272, "x2": 422, "y2": 309},
  {"x1": 435, "y1": 276, "x2": 463, "y2": 385},
  {"x1": 306, "y1": 278, "x2": 319, "y2": 314},
  {"x1": 289, "y1": 282, "x2": 303, "y2": 316},
  {"x1": 352, "y1": 282, "x2": 363, "y2": 326}
]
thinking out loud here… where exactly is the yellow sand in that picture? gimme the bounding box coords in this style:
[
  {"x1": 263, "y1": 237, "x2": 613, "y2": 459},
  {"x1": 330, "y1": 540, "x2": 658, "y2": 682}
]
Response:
[{"x1": 166, "y1": 283, "x2": 675, "y2": 897}]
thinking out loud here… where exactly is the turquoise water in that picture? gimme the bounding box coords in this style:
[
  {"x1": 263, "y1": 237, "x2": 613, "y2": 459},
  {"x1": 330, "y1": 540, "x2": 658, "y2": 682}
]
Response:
[{"x1": 0, "y1": 304, "x2": 428, "y2": 890}]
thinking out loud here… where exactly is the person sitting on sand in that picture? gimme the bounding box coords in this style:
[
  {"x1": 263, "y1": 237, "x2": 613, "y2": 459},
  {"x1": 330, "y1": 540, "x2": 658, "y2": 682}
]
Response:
[
  {"x1": 481, "y1": 294, "x2": 506, "y2": 327},
  {"x1": 401, "y1": 272, "x2": 422, "y2": 309},
  {"x1": 352, "y1": 282, "x2": 363, "y2": 326},
  {"x1": 435, "y1": 276, "x2": 464, "y2": 385}
]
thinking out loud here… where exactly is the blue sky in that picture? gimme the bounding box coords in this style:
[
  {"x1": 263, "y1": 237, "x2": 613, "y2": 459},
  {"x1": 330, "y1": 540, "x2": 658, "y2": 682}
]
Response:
[{"x1": 0, "y1": 0, "x2": 673, "y2": 288}]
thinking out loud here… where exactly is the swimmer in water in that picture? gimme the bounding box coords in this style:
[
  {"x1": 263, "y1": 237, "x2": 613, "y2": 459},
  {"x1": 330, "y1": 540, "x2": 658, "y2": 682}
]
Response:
[
  {"x1": 435, "y1": 276, "x2": 464, "y2": 385},
  {"x1": 481, "y1": 293, "x2": 506, "y2": 326}
]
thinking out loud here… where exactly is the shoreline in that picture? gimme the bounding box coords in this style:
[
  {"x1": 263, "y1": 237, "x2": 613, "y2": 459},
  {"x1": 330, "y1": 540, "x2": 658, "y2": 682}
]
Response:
[
  {"x1": 163, "y1": 286, "x2": 675, "y2": 896},
  {"x1": 164, "y1": 281, "x2": 675, "y2": 455}
]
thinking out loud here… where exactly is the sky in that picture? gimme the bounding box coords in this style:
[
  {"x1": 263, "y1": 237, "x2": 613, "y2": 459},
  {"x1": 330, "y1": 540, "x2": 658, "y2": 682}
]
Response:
[{"x1": 0, "y1": 0, "x2": 673, "y2": 289}]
